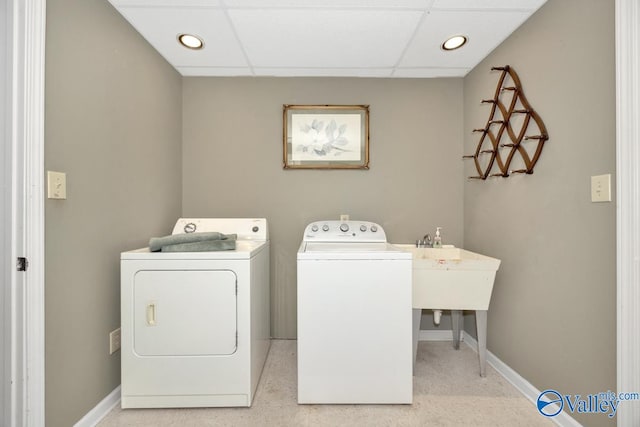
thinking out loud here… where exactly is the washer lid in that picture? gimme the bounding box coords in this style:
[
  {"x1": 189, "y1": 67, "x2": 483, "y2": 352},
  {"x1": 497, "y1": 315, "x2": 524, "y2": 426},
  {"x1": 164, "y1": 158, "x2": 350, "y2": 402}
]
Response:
[{"x1": 298, "y1": 242, "x2": 411, "y2": 260}]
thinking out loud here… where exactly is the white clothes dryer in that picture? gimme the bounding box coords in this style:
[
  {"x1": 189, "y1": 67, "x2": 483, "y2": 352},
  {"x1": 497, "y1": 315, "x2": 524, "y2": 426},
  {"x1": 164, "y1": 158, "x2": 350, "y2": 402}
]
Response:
[
  {"x1": 297, "y1": 220, "x2": 413, "y2": 404},
  {"x1": 120, "y1": 218, "x2": 270, "y2": 408}
]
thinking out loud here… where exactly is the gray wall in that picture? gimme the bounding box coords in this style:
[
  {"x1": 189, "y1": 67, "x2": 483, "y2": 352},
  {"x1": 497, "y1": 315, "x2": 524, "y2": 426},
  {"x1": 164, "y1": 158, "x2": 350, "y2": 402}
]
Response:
[
  {"x1": 182, "y1": 77, "x2": 464, "y2": 338},
  {"x1": 44, "y1": 0, "x2": 182, "y2": 426},
  {"x1": 462, "y1": 1, "x2": 616, "y2": 426}
]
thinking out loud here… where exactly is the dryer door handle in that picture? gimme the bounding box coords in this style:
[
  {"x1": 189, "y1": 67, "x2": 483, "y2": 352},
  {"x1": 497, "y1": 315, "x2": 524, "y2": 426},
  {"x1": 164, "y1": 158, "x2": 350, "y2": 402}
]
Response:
[{"x1": 146, "y1": 302, "x2": 156, "y2": 326}]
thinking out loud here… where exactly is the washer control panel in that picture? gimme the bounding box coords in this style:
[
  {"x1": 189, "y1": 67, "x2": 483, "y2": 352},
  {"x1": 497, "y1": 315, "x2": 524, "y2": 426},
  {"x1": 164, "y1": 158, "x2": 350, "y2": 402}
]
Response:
[{"x1": 303, "y1": 220, "x2": 386, "y2": 243}]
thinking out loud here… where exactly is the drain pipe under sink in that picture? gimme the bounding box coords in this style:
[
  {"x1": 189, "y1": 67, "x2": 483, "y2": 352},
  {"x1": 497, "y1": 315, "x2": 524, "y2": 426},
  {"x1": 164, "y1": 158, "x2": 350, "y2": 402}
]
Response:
[{"x1": 433, "y1": 309, "x2": 443, "y2": 325}]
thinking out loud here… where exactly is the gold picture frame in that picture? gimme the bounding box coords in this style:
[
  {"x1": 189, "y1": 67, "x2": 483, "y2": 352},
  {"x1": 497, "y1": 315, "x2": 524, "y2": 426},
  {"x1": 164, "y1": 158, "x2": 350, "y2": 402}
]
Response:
[{"x1": 283, "y1": 105, "x2": 370, "y2": 169}]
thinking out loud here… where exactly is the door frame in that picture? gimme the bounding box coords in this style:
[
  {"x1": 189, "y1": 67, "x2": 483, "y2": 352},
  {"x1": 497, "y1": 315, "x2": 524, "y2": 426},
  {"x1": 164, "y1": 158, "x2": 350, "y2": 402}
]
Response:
[
  {"x1": 1, "y1": 0, "x2": 12, "y2": 424},
  {"x1": 3, "y1": 0, "x2": 46, "y2": 425},
  {"x1": 616, "y1": 0, "x2": 640, "y2": 425}
]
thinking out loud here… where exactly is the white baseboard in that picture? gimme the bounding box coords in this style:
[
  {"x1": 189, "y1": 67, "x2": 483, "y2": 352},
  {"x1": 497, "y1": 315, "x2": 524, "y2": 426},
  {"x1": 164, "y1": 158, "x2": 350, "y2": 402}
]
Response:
[
  {"x1": 74, "y1": 386, "x2": 121, "y2": 427},
  {"x1": 461, "y1": 332, "x2": 582, "y2": 427},
  {"x1": 418, "y1": 329, "x2": 464, "y2": 342}
]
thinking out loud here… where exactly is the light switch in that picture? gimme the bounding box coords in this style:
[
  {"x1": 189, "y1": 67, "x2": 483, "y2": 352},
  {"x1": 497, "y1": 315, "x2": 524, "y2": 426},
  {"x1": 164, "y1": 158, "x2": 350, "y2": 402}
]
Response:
[
  {"x1": 591, "y1": 174, "x2": 611, "y2": 202},
  {"x1": 47, "y1": 171, "x2": 67, "y2": 200}
]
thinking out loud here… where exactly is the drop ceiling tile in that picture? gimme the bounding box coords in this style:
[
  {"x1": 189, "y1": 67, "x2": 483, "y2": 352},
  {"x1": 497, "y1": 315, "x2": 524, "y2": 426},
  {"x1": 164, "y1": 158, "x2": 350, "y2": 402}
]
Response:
[
  {"x1": 393, "y1": 67, "x2": 469, "y2": 78},
  {"x1": 224, "y1": 0, "x2": 432, "y2": 9},
  {"x1": 398, "y1": 10, "x2": 532, "y2": 69},
  {"x1": 431, "y1": 0, "x2": 546, "y2": 10},
  {"x1": 253, "y1": 67, "x2": 394, "y2": 77},
  {"x1": 229, "y1": 9, "x2": 423, "y2": 68},
  {"x1": 110, "y1": 0, "x2": 222, "y2": 7},
  {"x1": 115, "y1": 6, "x2": 248, "y2": 68},
  {"x1": 177, "y1": 66, "x2": 254, "y2": 76}
]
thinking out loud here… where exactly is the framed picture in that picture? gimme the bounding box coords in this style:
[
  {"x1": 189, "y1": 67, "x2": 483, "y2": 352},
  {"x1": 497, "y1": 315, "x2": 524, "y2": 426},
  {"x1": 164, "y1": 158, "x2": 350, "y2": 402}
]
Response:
[{"x1": 283, "y1": 105, "x2": 370, "y2": 169}]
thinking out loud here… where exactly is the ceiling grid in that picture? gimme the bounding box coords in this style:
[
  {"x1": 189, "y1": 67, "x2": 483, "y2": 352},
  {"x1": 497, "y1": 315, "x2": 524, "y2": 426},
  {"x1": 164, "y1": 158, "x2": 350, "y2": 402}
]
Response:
[{"x1": 108, "y1": 0, "x2": 547, "y2": 78}]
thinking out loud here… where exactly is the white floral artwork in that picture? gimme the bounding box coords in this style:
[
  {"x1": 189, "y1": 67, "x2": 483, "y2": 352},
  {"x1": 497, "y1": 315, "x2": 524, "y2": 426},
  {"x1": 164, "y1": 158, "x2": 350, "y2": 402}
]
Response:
[{"x1": 290, "y1": 114, "x2": 362, "y2": 162}]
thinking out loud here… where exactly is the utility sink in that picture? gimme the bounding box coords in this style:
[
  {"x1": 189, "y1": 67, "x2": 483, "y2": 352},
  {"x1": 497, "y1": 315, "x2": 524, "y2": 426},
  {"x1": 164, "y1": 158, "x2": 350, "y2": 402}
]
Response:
[
  {"x1": 393, "y1": 245, "x2": 501, "y2": 310},
  {"x1": 392, "y1": 244, "x2": 501, "y2": 377}
]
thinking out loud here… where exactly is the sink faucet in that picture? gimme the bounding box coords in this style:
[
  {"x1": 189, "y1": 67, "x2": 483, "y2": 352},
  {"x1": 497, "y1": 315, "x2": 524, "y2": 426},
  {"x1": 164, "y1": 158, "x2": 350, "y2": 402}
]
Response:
[{"x1": 416, "y1": 234, "x2": 433, "y2": 248}]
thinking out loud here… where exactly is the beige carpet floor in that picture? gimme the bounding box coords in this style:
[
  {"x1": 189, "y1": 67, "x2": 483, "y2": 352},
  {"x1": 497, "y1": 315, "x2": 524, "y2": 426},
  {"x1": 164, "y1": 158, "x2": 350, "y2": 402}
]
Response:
[{"x1": 98, "y1": 340, "x2": 554, "y2": 426}]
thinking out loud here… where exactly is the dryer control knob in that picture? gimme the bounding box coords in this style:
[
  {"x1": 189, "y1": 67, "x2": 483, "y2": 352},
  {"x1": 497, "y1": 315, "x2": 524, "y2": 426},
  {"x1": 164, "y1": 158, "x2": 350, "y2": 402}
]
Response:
[
  {"x1": 311, "y1": 224, "x2": 319, "y2": 232},
  {"x1": 322, "y1": 224, "x2": 330, "y2": 232},
  {"x1": 360, "y1": 225, "x2": 367, "y2": 232},
  {"x1": 371, "y1": 225, "x2": 378, "y2": 232},
  {"x1": 340, "y1": 223, "x2": 349, "y2": 232},
  {"x1": 184, "y1": 222, "x2": 197, "y2": 233}
]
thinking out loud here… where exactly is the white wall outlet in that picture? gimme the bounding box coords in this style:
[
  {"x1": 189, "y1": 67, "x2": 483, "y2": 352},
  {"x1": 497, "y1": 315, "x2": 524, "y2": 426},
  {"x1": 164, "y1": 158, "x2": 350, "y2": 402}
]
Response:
[
  {"x1": 340, "y1": 214, "x2": 350, "y2": 221},
  {"x1": 109, "y1": 328, "x2": 121, "y2": 354},
  {"x1": 47, "y1": 171, "x2": 67, "y2": 199},
  {"x1": 591, "y1": 174, "x2": 611, "y2": 202}
]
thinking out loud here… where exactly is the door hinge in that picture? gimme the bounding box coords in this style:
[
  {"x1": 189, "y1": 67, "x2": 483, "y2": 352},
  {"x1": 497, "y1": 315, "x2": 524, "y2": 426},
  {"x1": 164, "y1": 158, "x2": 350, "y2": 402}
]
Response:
[{"x1": 16, "y1": 257, "x2": 28, "y2": 272}]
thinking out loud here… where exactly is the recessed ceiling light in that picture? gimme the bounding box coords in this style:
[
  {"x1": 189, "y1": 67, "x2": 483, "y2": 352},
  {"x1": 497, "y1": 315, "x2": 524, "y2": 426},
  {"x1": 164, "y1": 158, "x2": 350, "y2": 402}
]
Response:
[
  {"x1": 177, "y1": 33, "x2": 204, "y2": 50},
  {"x1": 442, "y1": 35, "x2": 468, "y2": 51}
]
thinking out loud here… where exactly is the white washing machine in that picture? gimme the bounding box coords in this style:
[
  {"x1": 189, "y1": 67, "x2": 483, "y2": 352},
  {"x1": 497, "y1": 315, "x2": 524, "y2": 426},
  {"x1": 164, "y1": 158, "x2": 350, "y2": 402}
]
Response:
[
  {"x1": 297, "y1": 220, "x2": 413, "y2": 404},
  {"x1": 120, "y1": 218, "x2": 270, "y2": 408}
]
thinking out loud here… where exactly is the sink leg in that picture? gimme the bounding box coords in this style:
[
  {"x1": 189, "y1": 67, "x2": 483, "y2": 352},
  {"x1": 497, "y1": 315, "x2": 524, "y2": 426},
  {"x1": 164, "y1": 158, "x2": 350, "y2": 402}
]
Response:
[
  {"x1": 476, "y1": 310, "x2": 488, "y2": 377},
  {"x1": 412, "y1": 309, "x2": 421, "y2": 374},
  {"x1": 451, "y1": 310, "x2": 462, "y2": 350}
]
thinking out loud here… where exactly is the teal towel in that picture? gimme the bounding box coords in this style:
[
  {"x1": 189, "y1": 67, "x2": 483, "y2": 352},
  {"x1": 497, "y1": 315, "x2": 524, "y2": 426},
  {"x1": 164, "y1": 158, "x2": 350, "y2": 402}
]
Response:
[
  {"x1": 161, "y1": 239, "x2": 236, "y2": 252},
  {"x1": 149, "y1": 232, "x2": 237, "y2": 252}
]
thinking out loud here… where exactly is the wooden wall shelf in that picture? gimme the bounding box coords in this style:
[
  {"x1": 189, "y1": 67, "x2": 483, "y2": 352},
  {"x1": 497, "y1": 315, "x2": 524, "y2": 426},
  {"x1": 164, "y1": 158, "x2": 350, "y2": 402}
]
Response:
[{"x1": 464, "y1": 66, "x2": 549, "y2": 180}]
